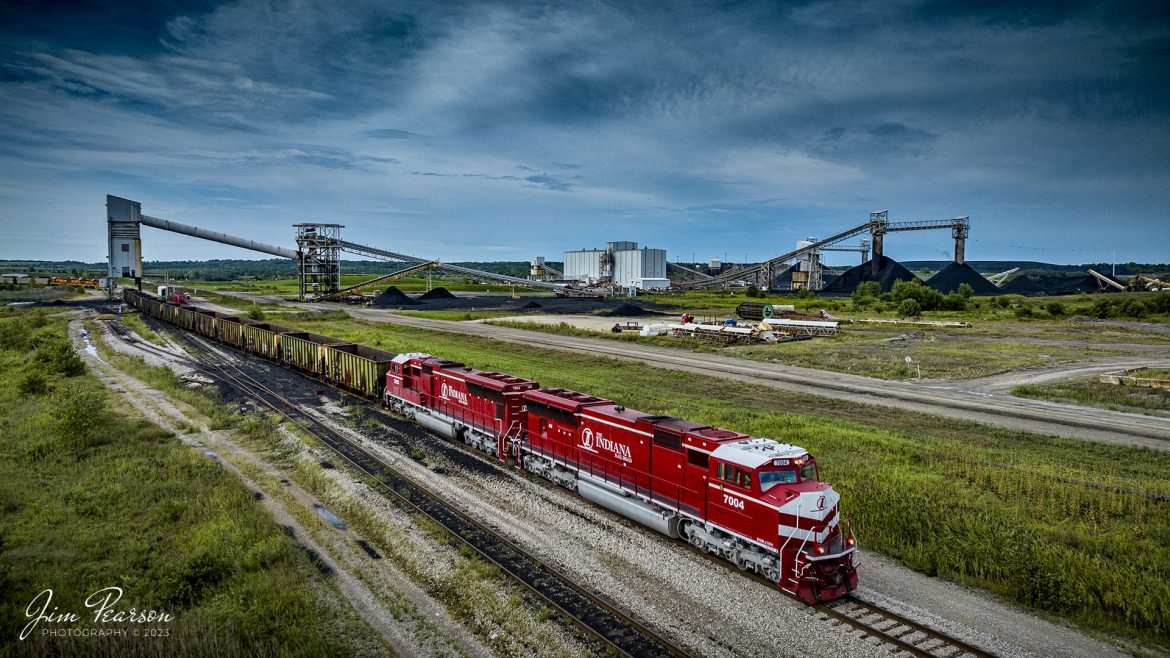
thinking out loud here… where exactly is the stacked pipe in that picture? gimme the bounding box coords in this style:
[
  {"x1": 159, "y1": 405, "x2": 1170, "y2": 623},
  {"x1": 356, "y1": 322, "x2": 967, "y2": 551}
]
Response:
[{"x1": 736, "y1": 302, "x2": 774, "y2": 320}]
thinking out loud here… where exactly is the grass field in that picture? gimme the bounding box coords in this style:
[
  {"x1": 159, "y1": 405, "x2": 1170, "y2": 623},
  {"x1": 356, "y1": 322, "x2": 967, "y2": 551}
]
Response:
[
  {"x1": 1013, "y1": 377, "x2": 1170, "y2": 418},
  {"x1": 0, "y1": 310, "x2": 378, "y2": 657},
  {"x1": 489, "y1": 318, "x2": 1126, "y2": 380},
  {"x1": 257, "y1": 312, "x2": 1170, "y2": 649}
]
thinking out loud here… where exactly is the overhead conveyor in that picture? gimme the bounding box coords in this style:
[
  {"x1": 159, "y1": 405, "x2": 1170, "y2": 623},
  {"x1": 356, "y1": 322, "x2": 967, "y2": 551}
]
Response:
[
  {"x1": 681, "y1": 211, "x2": 970, "y2": 290},
  {"x1": 109, "y1": 195, "x2": 566, "y2": 301}
]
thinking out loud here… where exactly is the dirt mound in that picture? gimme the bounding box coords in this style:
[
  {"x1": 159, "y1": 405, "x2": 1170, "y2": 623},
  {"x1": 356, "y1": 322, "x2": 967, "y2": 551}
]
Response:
[
  {"x1": 520, "y1": 301, "x2": 543, "y2": 309},
  {"x1": 418, "y1": 287, "x2": 457, "y2": 300},
  {"x1": 820, "y1": 255, "x2": 919, "y2": 295},
  {"x1": 371, "y1": 286, "x2": 421, "y2": 307},
  {"x1": 1000, "y1": 275, "x2": 1045, "y2": 295},
  {"x1": 605, "y1": 303, "x2": 656, "y2": 317},
  {"x1": 926, "y1": 262, "x2": 1000, "y2": 296}
]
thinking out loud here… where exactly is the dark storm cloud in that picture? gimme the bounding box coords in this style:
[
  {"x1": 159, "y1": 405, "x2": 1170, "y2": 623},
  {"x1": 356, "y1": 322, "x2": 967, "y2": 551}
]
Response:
[{"x1": 0, "y1": 0, "x2": 1167, "y2": 262}]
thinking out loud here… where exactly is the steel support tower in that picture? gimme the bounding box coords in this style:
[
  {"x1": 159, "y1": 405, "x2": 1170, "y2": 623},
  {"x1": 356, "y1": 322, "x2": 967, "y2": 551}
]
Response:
[{"x1": 295, "y1": 224, "x2": 343, "y2": 300}]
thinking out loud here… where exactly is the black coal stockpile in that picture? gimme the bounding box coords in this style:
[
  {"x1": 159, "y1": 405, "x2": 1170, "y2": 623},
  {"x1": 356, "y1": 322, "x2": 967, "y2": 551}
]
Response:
[
  {"x1": 1000, "y1": 275, "x2": 1045, "y2": 295},
  {"x1": 520, "y1": 301, "x2": 543, "y2": 309},
  {"x1": 605, "y1": 303, "x2": 657, "y2": 317},
  {"x1": 1038, "y1": 273, "x2": 1121, "y2": 295},
  {"x1": 418, "y1": 286, "x2": 457, "y2": 300},
  {"x1": 819, "y1": 255, "x2": 919, "y2": 294},
  {"x1": 371, "y1": 286, "x2": 421, "y2": 307},
  {"x1": 926, "y1": 262, "x2": 1000, "y2": 296}
]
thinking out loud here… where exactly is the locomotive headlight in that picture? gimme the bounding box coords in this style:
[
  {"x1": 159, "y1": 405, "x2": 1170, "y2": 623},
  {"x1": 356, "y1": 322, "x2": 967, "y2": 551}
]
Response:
[
  {"x1": 846, "y1": 536, "x2": 855, "y2": 547},
  {"x1": 814, "y1": 544, "x2": 826, "y2": 555}
]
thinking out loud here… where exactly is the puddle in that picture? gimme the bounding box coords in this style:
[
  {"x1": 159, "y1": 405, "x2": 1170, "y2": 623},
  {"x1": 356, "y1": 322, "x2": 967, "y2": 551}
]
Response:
[
  {"x1": 79, "y1": 328, "x2": 105, "y2": 363},
  {"x1": 313, "y1": 504, "x2": 347, "y2": 530},
  {"x1": 5, "y1": 301, "x2": 35, "y2": 306}
]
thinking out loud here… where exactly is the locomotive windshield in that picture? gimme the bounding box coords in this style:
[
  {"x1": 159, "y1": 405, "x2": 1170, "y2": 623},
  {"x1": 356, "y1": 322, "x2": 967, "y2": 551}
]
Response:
[
  {"x1": 801, "y1": 463, "x2": 818, "y2": 482},
  {"x1": 759, "y1": 469, "x2": 797, "y2": 491}
]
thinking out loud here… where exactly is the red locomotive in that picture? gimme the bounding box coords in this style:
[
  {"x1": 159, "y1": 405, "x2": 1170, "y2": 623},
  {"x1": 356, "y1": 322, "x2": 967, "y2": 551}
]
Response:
[
  {"x1": 123, "y1": 288, "x2": 857, "y2": 603},
  {"x1": 384, "y1": 353, "x2": 858, "y2": 603}
]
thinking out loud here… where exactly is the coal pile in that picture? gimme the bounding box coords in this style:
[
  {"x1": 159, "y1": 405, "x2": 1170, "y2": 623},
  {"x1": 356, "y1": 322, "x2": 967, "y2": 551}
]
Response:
[
  {"x1": 926, "y1": 262, "x2": 1000, "y2": 296},
  {"x1": 418, "y1": 287, "x2": 457, "y2": 300},
  {"x1": 1000, "y1": 275, "x2": 1045, "y2": 295},
  {"x1": 1038, "y1": 273, "x2": 1121, "y2": 295},
  {"x1": 371, "y1": 286, "x2": 421, "y2": 307},
  {"x1": 605, "y1": 303, "x2": 658, "y2": 317},
  {"x1": 820, "y1": 256, "x2": 919, "y2": 295},
  {"x1": 520, "y1": 301, "x2": 543, "y2": 309}
]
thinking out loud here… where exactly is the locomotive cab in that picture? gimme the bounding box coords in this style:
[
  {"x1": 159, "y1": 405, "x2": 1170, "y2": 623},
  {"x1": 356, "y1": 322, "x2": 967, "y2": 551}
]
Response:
[{"x1": 711, "y1": 439, "x2": 858, "y2": 604}]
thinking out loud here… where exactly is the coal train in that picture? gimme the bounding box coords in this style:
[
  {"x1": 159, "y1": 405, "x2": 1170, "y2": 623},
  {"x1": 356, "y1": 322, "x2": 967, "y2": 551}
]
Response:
[{"x1": 122, "y1": 288, "x2": 858, "y2": 603}]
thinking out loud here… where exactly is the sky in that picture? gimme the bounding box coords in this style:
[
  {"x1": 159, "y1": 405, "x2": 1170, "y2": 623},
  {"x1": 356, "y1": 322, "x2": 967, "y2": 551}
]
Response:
[{"x1": 0, "y1": 0, "x2": 1167, "y2": 266}]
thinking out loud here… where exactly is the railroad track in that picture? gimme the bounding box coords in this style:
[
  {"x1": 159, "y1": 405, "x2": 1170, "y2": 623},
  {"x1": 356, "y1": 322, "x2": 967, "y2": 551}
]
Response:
[
  {"x1": 104, "y1": 317, "x2": 999, "y2": 658},
  {"x1": 140, "y1": 323, "x2": 694, "y2": 658},
  {"x1": 816, "y1": 598, "x2": 996, "y2": 658}
]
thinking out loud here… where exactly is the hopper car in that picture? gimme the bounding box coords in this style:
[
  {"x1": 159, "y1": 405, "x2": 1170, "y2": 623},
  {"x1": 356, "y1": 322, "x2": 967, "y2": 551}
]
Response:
[{"x1": 122, "y1": 288, "x2": 858, "y2": 603}]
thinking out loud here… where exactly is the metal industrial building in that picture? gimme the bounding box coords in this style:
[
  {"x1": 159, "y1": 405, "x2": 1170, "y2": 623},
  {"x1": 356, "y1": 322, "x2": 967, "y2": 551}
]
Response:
[{"x1": 564, "y1": 241, "x2": 668, "y2": 289}]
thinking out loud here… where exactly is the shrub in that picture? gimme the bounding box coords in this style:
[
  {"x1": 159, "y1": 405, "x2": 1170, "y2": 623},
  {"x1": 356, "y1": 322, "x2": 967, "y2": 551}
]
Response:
[
  {"x1": 1149, "y1": 292, "x2": 1170, "y2": 314},
  {"x1": 993, "y1": 296, "x2": 1012, "y2": 309},
  {"x1": 1044, "y1": 301, "x2": 1067, "y2": 317},
  {"x1": 246, "y1": 307, "x2": 267, "y2": 321},
  {"x1": 18, "y1": 371, "x2": 48, "y2": 396},
  {"x1": 1014, "y1": 305, "x2": 1034, "y2": 319},
  {"x1": 34, "y1": 337, "x2": 85, "y2": 376},
  {"x1": 891, "y1": 278, "x2": 944, "y2": 311},
  {"x1": 897, "y1": 298, "x2": 921, "y2": 317},
  {"x1": 1118, "y1": 299, "x2": 1148, "y2": 318},
  {"x1": 957, "y1": 283, "x2": 974, "y2": 299},
  {"x1": 1091, "y1": 299, "x2": 1113, "y2": 318},
  {"x1": 50, "y1": 388, "x2": 108, "y2": 454},
  {"x1": 851, "y1": 281, "x2": 881, "y2": 306},
  {"x1": 939, "y1": 293, "x2": 968, "y2": 311}
]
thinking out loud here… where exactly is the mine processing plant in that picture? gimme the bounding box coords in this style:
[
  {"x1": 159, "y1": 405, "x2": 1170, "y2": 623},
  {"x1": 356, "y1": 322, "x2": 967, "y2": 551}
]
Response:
[
  {"x1": 684, "y1": 211, "x2": 970, "y2": 291},
  {"x1": 106, "y1": 195, "x2": 568, "y2": 301}
]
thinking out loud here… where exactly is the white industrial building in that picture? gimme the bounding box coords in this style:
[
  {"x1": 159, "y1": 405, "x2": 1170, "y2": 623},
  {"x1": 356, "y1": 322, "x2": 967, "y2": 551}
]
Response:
[{"x1": 564, "y1": 241, "x2": 668, "y2": 289}]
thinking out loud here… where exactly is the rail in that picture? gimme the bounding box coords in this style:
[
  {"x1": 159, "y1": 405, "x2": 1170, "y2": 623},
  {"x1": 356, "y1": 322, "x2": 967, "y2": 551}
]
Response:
[
  {"x1": 105, "y1": 307, "x2": 1002, "y2": 658},
  {"x1": 140, "y1": 322, "x2": 691, "y2": 658}
]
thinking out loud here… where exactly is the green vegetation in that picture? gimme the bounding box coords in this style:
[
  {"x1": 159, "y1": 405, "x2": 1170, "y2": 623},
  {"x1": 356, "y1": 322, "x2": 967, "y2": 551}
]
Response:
[
  {"x1": 1013, "y1": 377, "x2": 1170, "y2": 418},
  {"x1": 253, "y1": 312, "x2": 1170, "y2": 648},
  {"x1": 119, "y1": 311, "x2": 165, "y2": 345},
  {"x1": 638, "y1": 288, "x2": 1170, "y2": 324},
  {"x1": 0, "y1": 310, "x2": 378, "y2": 656},
  {"x1": 0, "y1": 285, "x2": 86, "y2": 303},
  {"x1": 489, "y1": 318, "x2": 1124, "y2": 380}
]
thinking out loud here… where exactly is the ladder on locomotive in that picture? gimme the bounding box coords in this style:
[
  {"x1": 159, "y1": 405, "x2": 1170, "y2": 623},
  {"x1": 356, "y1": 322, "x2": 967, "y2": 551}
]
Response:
[{"x1": 497, "y1": 420, "x2": 525, "y2": 468}]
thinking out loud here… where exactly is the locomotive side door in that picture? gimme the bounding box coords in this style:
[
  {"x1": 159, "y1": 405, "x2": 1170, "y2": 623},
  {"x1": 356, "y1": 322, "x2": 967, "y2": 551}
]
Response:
[{"x1": 707, "y1": 460, "x2": 754, "y2": 538}]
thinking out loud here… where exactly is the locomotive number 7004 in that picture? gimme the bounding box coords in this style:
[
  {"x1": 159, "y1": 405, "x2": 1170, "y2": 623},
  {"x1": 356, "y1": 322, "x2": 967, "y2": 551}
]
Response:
[{"x1": 723, "y1": 493, "x2": 745, "y2": 510}]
